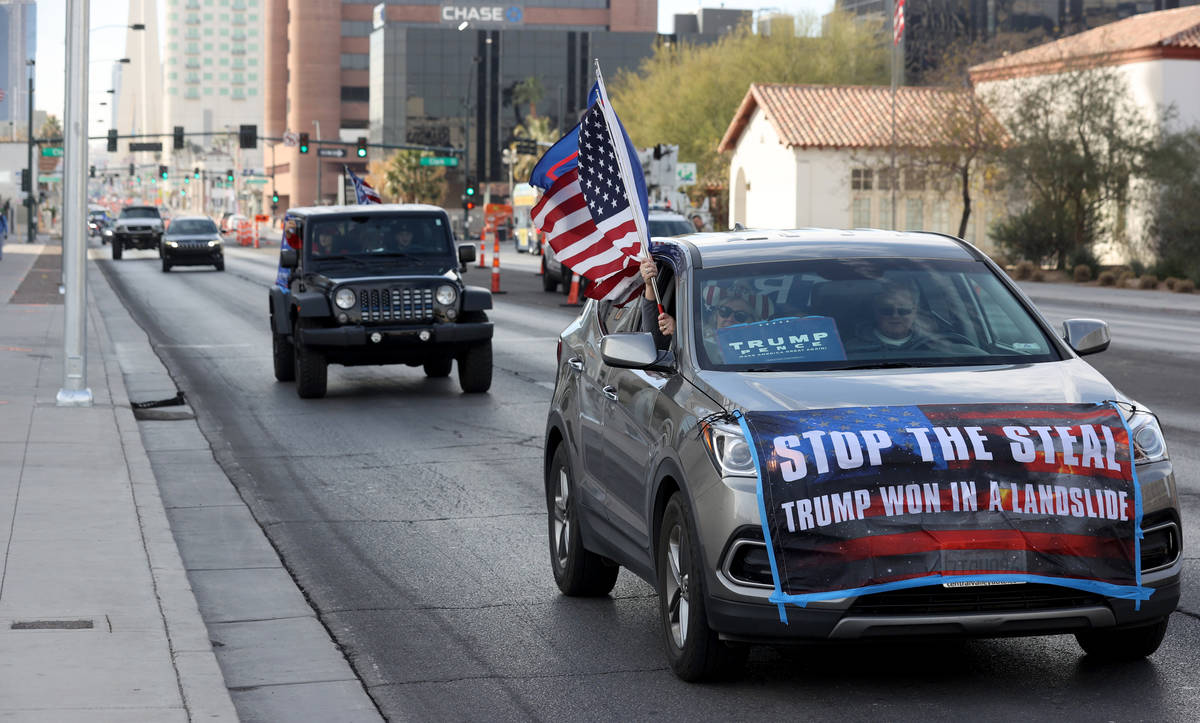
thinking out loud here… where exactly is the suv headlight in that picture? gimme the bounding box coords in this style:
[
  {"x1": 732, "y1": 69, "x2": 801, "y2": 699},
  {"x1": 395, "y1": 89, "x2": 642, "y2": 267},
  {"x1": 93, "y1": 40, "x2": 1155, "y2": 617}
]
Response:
[
  {"x1": 435, "y1": 284, "x2": 458, "y2": 306},
  {"x1": 1128, "y1": 409, "x2": 1168, "y2": 465},
  {"x1": 334, "y1": 287, "x2": 357, "y2": 310},
  {"x1": 701, "y1": 422, "x2": 757, "y2": 477}
]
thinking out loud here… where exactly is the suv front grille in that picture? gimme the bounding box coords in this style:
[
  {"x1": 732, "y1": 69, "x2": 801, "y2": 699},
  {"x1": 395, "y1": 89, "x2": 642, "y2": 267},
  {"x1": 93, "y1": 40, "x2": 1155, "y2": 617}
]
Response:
[
  {"x1": 849, "y1": 583, "x2": 1107, "y2": 615},
  {"x1": 358, "y1": 285, "x2": 434, "y2": 323}
]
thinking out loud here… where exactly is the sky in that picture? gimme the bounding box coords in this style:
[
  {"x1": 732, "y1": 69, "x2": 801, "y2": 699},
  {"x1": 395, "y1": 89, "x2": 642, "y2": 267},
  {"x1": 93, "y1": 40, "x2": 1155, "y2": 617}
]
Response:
[{"x1": 33, "y1": 0, "x2": 836, "y2": 133}]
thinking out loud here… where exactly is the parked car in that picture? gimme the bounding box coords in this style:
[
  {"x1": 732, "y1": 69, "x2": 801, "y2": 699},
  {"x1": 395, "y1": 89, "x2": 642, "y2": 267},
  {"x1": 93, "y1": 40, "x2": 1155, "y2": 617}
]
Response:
[
  {"x1": 161, "y1": 216, "x2": 224, "y2": 272},
  {"x1": 110, "y1": 205, "x2": 164, "y2": 260},
  {"x1": 541, "y1": 209, "x2": 694, "y2": 293},
  {"x1": 268, "y1": 204, "x2": 493, "y2": 398},
  {"x1": 544, "y1": 229, "x2": 1180, "y2": 681}
]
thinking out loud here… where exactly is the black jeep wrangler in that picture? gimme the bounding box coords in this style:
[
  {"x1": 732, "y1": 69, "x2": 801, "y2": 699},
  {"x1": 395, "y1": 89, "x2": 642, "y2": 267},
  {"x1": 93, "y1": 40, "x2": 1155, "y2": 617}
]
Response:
[
  {"x1": 268, "y1": 204, "x2": 493, "y2": 398},
  {"x1": 110, "y1": 205, "x2": 165, "y2": 259}
]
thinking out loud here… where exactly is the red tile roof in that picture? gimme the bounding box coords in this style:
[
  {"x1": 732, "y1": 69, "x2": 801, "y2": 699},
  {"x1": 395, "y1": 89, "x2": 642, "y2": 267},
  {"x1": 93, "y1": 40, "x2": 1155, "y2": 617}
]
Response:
[
  {"x1": 970, "y1": 6, "x2": 1200, "y2": 82},
  {"x1": 718, "y1": 83, "x2": 978, "y2": 153}
]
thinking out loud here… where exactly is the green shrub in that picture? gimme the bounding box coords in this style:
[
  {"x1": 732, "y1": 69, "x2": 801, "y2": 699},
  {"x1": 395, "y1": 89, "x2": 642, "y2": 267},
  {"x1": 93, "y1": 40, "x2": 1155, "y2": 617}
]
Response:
[
  {"x1": 1072, "y1": 264, "x2": 1092, "y2": 283},
  {"x1": 1117, "y1": 269, "x2": 1136, "y2": 285},
  {"x1": 1177, "y1": 279, "x2": 1196, "y2": 293},
  {"x1": 1097, "y1": 271, "x2": 1117, "y2": 286},
  {"x1": 1013, "y1": 260, "x2": 1036, "y2": 280},
  {"x1": 1031, "y1": 269, "x2": 1045, "y2": 282},
  {"x1": 1165, "y1": 277, "x2": 1181, "y2": 291},
  {"x1": 1137, "y1": 274, "x2": 1159, "y2": 290}
]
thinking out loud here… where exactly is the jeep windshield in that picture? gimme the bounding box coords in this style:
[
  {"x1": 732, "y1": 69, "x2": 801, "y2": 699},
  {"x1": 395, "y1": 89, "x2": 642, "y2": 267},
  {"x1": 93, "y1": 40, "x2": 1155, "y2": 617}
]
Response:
[
  {"x1": 693, "y1": 257, "x2": 1063, "y2": 372},
  {"x1": 307, "y1": 214, "x2": 454, "y2": 272},
  {"x1": 120, "y1": 208, "x2": 160, "y2": 219}
]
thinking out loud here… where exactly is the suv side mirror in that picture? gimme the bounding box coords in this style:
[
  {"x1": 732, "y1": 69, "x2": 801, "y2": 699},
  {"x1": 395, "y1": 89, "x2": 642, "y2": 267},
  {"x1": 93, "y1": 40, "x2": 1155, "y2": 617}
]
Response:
[
  {"x1": 601, "y1": 332, "x2": 675, "y2": 373},
  {"x1": 1062, "y1": 318, "x2": 1110, "y2": 356},
  {"x1": 458, "y1": 244, "x2": 476, "y2": 264},
  {"x1": 280, "y1": 247, "x2": 299, "y2": 269}
]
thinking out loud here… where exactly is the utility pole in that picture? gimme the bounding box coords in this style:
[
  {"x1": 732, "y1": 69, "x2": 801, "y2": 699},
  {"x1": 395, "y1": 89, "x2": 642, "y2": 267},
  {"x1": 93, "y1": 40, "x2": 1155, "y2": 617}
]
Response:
[
  {"x1": 26, "y1": 59, "x2": 36, "y2": 243},
  {"x1": 58, "y1": 0, "x2": 93, "y2": 407}
]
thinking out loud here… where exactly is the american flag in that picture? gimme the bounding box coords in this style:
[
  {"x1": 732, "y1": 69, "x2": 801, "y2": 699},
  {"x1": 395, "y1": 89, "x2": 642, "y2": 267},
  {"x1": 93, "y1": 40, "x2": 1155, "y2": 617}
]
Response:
[
  {"x1": 346, "y1": 166, "x2": 381, "y2": 205},
  {"x1": 893, "y1": 0, "x2": 906, "y2": 46},
  {"x1": 531, "y1": 89, "x2": 648, "y2": 304}
]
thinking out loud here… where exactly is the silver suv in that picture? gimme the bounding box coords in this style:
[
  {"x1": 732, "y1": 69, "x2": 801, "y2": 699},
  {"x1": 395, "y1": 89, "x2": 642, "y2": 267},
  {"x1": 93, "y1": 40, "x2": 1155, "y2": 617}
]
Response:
[{"x1": 543, "y1": 229, "x2": 1181, "y2": 681}]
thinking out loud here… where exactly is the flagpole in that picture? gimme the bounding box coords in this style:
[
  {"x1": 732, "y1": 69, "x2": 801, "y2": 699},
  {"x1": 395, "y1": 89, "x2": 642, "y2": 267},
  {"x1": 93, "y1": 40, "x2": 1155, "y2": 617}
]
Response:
[{"x1": 592, "y1": 60, "x2": 662, "y2": 313}]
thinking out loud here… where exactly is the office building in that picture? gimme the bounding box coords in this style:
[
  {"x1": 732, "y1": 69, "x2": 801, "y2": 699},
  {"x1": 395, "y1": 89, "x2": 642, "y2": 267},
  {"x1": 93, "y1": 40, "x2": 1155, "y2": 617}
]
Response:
[{"x1": 0, "y1": 0, "x2": 36, "y2": 140}]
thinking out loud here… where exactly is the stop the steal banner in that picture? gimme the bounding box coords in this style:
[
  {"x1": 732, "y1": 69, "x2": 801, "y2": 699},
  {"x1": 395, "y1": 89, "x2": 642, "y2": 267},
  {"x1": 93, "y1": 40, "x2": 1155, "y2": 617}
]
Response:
[{"x1": 734, "y1": 403, "x2": 1152, "y2": 619}]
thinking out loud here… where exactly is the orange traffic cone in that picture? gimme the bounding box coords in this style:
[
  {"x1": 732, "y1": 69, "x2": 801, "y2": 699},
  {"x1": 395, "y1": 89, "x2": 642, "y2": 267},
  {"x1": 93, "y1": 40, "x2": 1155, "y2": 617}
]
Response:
[
  {"x1": 565, "y1": 273, "x2": 581, "y2": 305},
  {"x1": 477, "y1": 225, "x2": 487, "y2": 268},
  {"x1": 490, "y1": 228, "x2": 503, "y2": 294}
]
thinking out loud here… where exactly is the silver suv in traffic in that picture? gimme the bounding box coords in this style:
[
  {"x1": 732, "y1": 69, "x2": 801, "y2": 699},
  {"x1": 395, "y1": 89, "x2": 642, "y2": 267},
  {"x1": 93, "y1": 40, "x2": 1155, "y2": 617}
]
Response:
[{"x1": 543, "y1": 229, "x2": 1181, "y2": 681}]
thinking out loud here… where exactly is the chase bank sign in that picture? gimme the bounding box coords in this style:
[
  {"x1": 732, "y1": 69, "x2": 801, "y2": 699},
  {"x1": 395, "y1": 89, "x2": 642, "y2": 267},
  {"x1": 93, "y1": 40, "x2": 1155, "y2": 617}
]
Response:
[{"x1": 440, "y1": 4, "x2": 524, "y2": 26}]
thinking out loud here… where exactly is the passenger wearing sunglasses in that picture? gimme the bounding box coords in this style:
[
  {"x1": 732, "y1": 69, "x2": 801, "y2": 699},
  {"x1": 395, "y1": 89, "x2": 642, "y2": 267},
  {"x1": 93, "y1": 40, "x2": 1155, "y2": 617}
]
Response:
[{"x1": 847, "y1": 281, "x2": 946, "y2": 353}]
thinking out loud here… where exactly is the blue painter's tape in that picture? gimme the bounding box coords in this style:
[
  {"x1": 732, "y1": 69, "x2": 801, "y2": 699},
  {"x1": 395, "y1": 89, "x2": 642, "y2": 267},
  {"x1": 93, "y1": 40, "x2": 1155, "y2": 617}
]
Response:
[{"x1": 733, "y1": 410, "x2": 789, "y2": 623}]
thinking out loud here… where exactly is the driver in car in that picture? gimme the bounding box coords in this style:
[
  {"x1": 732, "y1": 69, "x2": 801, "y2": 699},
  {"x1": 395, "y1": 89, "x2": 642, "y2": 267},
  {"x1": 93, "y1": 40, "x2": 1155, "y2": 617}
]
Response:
[
  {"x1": 314, "y1": 229, "x2": 336, "y2": 256},
  {"x1": 846, "y1": 281, "x2": 973, "y2": 353}
]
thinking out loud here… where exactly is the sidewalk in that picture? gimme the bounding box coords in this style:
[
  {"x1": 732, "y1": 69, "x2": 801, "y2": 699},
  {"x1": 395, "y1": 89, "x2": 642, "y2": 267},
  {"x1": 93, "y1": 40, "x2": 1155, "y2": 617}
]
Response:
[{"x1": 0, "y1": 238, "x2": 237, "y2": 720}]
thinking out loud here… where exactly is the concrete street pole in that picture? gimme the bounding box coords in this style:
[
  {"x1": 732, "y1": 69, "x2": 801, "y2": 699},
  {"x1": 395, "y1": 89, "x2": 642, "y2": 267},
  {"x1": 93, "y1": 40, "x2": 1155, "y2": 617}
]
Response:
[
  {"x1": 58, "y1": 0, "x2": 94, "y2": 407},
  {"x1": 26, "y1": 60, "x2": 36, "y2": 243}
]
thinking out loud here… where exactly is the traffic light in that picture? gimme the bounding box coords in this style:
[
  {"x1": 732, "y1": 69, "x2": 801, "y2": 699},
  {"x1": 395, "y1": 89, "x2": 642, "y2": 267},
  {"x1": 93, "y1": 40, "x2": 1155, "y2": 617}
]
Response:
[
  {"x1": 465, "y1": 176, "x2": 476, "y2": 199},
  {"x1": 128, "y1": 163, "x2": 135, "y2": 177},
  {"x1": 193, "y1": 167, "x2": 200, "y2": 179},
  {"x1": 356, "y1": 137, "x2": 368, "y2": 158},
  {"x1": 226, "y1": 169, "x2": 234, "y2": 183},
  {"x1": 174, "y1": 125, "x2": 185, "y2": 150},
  {"x1": 89, "y1": 165, "x2": 96, "y2": 178},
  {"x1": 239, "y1": 124, "x2": 257, "y2": 150},
  {"x1": 271, "y1": 191, "x2": 279, "y2": 204},
  {"x1": 159, "y1": 165, "x2": 169, "y2": 180},
  {"x1": 298, "y1": 133, "x2": 309, "y2": 154},
  {"x1": 107, "y1": 129, "x2": 118, "y2": 152},
  {"x1": 462, "y1": 195, "x2": 476, "y2": 211}
]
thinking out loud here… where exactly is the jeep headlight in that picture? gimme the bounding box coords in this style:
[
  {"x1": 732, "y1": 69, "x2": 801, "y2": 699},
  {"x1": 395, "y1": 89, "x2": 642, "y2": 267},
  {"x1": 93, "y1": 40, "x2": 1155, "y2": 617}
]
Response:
[
  {"x1": 701, "y1": 422, "x2": 757, "y2": 477},
  {"x1": 1128, "y1": 409, "x2": 1168, "y2": 465},
  {"x1": 208, "y1": 239, "x2": 221, "y2": 247},
  {"x1": 165, "y1": 240, "x2": 179, "y2": 248},
  {"x1": 435, "y1": 284, "x2": 458, "y2": 306},
  {"x1": 334, "y1": 287, "x2": 357, "y2": 310}
]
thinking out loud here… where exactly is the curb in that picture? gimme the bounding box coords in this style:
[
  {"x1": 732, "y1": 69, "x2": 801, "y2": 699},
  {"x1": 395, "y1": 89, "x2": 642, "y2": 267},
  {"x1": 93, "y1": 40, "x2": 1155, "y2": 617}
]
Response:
[{"x1": 86, "y1": 258, "x2": 239, "y2": 720}]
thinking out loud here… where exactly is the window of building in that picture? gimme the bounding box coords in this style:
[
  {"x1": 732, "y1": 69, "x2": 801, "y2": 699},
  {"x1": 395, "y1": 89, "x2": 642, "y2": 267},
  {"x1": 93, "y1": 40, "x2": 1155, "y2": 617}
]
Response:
[
  {"x1": 169, "y1": 86, "x2": 178, "y2": 95},
  {"x1": 204, "y1": 27, "x2": 213, "y2": 35},
  {"x1": 905, "y1": 198, "x2": 924, "y2": 230},
  {"x1": 905, "y1": 168, "x2": 926, "y2": 191},
  {"x1": 204, "y1": 72, "x2": 213, "y2": 80},
  {"x1": 218, "y1": 72, "x2": 227, "y2": 80},
  {"x1": 204, "y1": 87, "x2": 213, "y2": 95},
  {"x1": 204, "y1": 57, "x2": 213, "y2": 65},
  {"x1": 341, "y1": 86, "x2": 369, "y2": 102},
  {"x1": 249, "y1": 87, "x2": 258, "y2": 96},
  {"x1": 204, "y1": 42, "x2": 213, "y2": 50},
  {"x1": 220, "y1": 87, "x2": 228, "y2": 95},
  {"x1": 932, "y1": 200, "x2": 949, "y2": 234},
  {"x1": 341, "y1": 53, "x2": 369, "y2": 70},
  {"x1": 341, "y1": 20, "x2": 372, "y2": 36},
  {"x1": 877, "y1": 167, "x2": 895, "y2": 191},
  {"x1": 880, "y1": 197, "x2": 893, "y2": 228},
  {"x1": 219, "y1": 57, "x2": 228, "y2": 65},
  {"x1": 851, "y1": 168, "x2": 873, "y2": 191},
  {"x1": 248, "y1": 72, "x2": 257, "y2": 81},
  {"x1": 852, "y1": 198, "x2": 871, "y2": 227}
]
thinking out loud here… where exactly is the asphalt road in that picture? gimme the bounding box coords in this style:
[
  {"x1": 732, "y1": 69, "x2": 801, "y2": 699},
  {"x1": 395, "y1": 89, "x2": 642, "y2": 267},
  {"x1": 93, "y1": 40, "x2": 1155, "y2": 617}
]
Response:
[{"x1": 98, "y1": 242, "x2": 1200, "y2": 722}]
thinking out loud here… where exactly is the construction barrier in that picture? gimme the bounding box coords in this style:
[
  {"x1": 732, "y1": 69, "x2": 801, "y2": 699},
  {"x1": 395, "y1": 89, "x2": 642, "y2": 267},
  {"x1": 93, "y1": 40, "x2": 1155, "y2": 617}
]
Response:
[
  {"x1": 236, "y1": 219, "x2": 253, "y2": 247},
  {"x1": 490, "y1": 227, "x2": 503, "y2": 293},
  {"x1": 565, "y1": 272, "x2": 581, "y2": 305}
]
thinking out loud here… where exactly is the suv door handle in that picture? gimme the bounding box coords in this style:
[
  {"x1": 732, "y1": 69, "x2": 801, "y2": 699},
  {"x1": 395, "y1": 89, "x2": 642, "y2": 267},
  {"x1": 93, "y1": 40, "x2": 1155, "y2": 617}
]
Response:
[
  {"x1": 602, "y1": 385, "x2": 618, "y2": 401},
  {"x1": 567, "y1": 357, "x2": 584, "y2": 372}
]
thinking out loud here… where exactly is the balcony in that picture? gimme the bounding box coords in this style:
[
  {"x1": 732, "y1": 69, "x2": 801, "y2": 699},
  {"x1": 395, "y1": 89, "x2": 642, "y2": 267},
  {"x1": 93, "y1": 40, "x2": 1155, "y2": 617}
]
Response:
[
  {"x1": 231, "y1": 45, "x2": 246, "y2": 55},
  {"x1": 185, "y1": 89, "x2": 200, "y2": 100},
  {"x1": 232, "y1": 32, "x2": 247, "y2": 42},
  {"x1": 232, "y1": 1, "x2": 246, "y2": 9},
  {"x1": 185, "y1": 0, "x2": 200, "y2": 8},
  {"x1": 185, "y1": 15, "x2": 201, "y2": 25},
  {"x1": 186, "y1": 73, "x2": 201, "y2": 84},
  {"x1": 185, "y1": 60, "x2": 201, "y2": 69},
  {"x1": 231, "y1": 60, "x2": 246, "y2": 70},
  {"x1": 231, "y1": 15, "x2": 246, "y2": 26},
  {"x1": 185, "y1": 44, "x2": 201, "y2": 55},
  {"x1": 231, "y1": 74, "x2": 245, "y2": 85}
]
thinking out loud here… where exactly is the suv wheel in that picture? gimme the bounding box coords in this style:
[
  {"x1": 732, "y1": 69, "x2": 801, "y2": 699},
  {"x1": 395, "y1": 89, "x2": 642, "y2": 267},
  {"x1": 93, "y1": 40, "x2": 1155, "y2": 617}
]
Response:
[
  {"x1": 215, "y1": 256, "x2": 225, "y2": 272},
  {"x1": 423, "y1": 357, "x2": 453, "y2": 378},
  {"x1": 457, "y1": 340, "x2": 492, "y2": 394},
  {"x1": 161, "y1": 257, "x2": 171, "y2": 273},
  {"x1": 157, "y1": 243, "x2": 163, "y2": 259},
  {"x1": 658, "y1": 492, "x2": 748, "y2": 682},
  {"x1": 272, "y1": 325, "x2": 295, "y2": 382},
  {"x1": 293, "y1": 322, "x2": 328, "y2": 398},
  {"x1": 541, "y1": 259, "x2": 558, "y2": 292},
  {"x1": 547, "y1": 444, "x2": 618, "y2": 596},
  {"x1": 1075, "y1": 618, "x2": 1168, "y2": 661},
  {"x1": 112, "y1": 241, "x2": 123, "y2": 260}
]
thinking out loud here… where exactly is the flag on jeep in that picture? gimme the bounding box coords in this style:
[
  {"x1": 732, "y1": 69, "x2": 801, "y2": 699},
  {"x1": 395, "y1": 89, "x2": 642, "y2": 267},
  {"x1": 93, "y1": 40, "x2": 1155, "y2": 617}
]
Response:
[{"x1": 346, "y1": 166, "x2": 382, "y2": 205}]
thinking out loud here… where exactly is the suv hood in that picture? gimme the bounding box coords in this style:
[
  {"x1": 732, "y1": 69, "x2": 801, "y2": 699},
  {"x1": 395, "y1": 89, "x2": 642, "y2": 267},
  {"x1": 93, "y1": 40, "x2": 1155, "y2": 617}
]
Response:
[{"x1": 693, "y1": 358, "x2": 1123, "y2": 413}]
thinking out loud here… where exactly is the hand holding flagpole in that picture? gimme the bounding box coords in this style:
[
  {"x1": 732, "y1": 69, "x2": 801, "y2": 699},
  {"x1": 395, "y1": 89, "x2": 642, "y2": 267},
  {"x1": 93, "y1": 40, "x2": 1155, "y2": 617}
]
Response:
[{"x1": 592, "y1": 60, "x2": 663, "y2": 315}]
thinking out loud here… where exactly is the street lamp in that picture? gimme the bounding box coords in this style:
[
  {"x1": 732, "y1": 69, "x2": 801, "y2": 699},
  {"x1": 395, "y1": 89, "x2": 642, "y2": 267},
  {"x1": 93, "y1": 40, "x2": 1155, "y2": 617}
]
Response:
[{"x1": 25, "y1": 59, "x2": 35, "y2": 244}]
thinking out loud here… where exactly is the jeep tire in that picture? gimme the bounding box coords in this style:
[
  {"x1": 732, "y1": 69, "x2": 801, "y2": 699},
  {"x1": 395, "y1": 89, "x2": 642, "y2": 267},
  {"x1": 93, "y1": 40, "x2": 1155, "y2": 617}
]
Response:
[
  {"x1": 541, "y1": 259, "x2": 558, "y2": 292},
  {"x1": 293, "y1": 321, "x2": 328, "y2": 398},
  {"x1": 112, "y1": 241, "x2": 123, "y2": 260},
  {"x1": 272, "y1": 326, "x2": 295, "y2": 382},
  {"x1": 457, "y1": 340, "x2": 492, "y2": 394}
]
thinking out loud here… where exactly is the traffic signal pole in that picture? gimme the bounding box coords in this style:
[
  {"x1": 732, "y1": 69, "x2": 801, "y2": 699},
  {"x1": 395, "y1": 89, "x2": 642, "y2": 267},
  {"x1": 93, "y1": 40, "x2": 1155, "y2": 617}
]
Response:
[{"x1": 26, "y1": 62, "x2": 35, "y2": 244}]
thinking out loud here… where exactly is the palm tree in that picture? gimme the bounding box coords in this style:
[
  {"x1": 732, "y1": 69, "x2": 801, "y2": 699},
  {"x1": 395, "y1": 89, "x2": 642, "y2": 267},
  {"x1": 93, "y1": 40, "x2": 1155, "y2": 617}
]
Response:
[
  {"x1": 510, "y1": 116, "x2": 557, "y2": 183},
  {"x1": 40, "y1": 115, "x2": 63, "y2": 145}
]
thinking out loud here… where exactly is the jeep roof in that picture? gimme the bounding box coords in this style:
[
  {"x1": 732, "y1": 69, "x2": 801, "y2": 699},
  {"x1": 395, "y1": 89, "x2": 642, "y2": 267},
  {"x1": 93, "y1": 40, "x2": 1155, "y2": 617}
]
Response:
[{"x1": 285, "y1": 203, "x2": 446, "y2": 218}]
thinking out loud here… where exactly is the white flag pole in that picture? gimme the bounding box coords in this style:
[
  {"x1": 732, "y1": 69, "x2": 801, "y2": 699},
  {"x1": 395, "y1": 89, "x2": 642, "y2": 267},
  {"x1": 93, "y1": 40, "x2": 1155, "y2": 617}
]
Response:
[{"x1": 593, "y1": 59, "x2": 662, "y2": 312}]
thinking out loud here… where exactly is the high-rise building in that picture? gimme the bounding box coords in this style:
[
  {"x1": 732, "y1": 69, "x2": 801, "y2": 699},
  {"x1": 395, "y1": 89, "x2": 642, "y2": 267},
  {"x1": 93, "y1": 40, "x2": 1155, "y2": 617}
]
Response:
[
  {"x1": 265, "y1": 0, "x2": 661, "y2": 210},
  {"x1": 114, "y1": 0, "x2": 164, "y2": 166},
  {"x1": 160, "y1": 0, "x2": 265, "y2": 209},
  {"x1": 0, "y1": 0, "x2": 36, "y2": 140}
]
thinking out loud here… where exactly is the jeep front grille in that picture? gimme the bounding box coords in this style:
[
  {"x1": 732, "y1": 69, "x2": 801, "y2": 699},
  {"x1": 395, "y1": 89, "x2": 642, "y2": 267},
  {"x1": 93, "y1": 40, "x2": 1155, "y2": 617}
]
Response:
[{"x1": 357, "y1": 286, "x2": 434, "y2": 323}]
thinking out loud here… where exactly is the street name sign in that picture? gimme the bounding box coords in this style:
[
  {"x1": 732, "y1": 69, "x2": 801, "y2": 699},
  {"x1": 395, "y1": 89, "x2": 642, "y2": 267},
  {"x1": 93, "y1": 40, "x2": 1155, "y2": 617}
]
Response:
[
  {"x1": 244, "y1": 178, "x2": 270, "y2": 184},
  {"x1": 420, "y1": 156, "x2": 460, "y2": 167},
  {"x1": 129, "y1": 142, "x2": 164, "y2": 151},
  {"x1": 317, "y1": 148, "x2": 347, "y2": 158},
  {"x1": 41, "y1": 147, "x2": 64, "y2": 157}
]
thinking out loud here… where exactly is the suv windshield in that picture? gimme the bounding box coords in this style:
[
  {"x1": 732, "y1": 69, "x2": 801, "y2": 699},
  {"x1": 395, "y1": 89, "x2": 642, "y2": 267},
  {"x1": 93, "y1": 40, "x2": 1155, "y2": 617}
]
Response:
[
  {"x1": 308, "y1": 214, "x2": 452, "y2": 268},
  {"x1": 168, "y1": 219, "x2": 218, "y2": 235},
  {"x1": 121, "y1": 208, "x2": 160, "y2": 219},
  {"x1": 649, "y1": 219, "x2": 693, "y2": 237},
  {"x1": 693, "y1": 258, "x2": 1061, "y2": 371}
]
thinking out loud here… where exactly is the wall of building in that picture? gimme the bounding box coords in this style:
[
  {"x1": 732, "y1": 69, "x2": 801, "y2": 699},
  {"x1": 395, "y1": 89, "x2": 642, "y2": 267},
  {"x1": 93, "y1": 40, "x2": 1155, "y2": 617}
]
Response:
[{"x1": 0, "y1": 0, "x2": 36, "y2": 138}]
